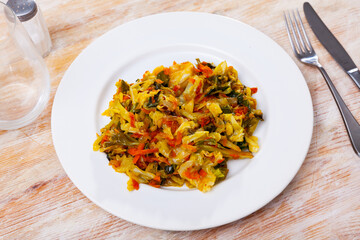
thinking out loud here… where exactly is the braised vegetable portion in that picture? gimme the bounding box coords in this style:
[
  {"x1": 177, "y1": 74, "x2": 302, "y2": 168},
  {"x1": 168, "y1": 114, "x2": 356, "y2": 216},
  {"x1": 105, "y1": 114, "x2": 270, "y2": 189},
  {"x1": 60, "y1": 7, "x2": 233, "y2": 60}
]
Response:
[{"x1": 93, "y1": 59, "x2": 263, "y2": 192}]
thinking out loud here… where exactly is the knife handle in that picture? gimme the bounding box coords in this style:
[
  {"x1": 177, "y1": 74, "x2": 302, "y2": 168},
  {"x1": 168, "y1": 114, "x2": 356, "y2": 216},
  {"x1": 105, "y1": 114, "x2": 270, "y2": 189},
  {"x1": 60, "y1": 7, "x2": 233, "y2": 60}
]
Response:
[
  {"x1": 347, "y1": 69, "x2": 360, "y2": 89},
  {"x1": 318, "y1": 66, "x2": 360, "y2": 157}
]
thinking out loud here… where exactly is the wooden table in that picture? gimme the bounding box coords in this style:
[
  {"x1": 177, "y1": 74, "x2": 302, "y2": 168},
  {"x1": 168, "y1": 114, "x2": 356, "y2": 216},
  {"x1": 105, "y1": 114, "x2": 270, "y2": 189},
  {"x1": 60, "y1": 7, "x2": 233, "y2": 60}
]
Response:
[{"x1": 1, "y1": 0, "x2": 360, "y2": 239}]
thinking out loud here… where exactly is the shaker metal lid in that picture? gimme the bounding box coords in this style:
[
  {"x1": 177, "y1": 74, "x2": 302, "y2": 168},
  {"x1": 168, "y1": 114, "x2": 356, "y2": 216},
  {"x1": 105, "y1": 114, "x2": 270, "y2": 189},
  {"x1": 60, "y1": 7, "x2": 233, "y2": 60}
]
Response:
[{"x1": 6, "y1": 0, "x2": 37, "y2": 22}]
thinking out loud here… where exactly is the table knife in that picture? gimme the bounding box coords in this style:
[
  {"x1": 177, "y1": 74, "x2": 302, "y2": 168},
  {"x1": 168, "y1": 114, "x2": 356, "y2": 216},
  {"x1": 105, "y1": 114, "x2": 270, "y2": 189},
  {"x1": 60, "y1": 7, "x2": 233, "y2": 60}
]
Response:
[{"x1": 303, "y1": 2, "x2": 360, "y2": 89}]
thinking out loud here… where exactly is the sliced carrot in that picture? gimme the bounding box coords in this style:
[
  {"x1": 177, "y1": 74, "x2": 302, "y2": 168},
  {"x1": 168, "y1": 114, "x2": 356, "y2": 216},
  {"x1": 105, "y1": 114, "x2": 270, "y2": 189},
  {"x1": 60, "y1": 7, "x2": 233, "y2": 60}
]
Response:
[
  {"x1": 168, "y1": 132, "x2": 182, "y2": 147},
  {"x1": 131, "y1": 133, "x2": 143, "y2": 138},
  {"x1": 130, "y1": 148, "x2": 159, "y2": 155},
  {"x1": 197, "y1": 64, "x2": 213, "y2": 77},
  {"x1": 229, "y1": 154, "x2": 240, "y2": 159},
  {"x1": 155, "y1": 79, "x2": 164, "y2": 84},
  {"x1": 109, "y1": 160, "x2": 121, "y2": 168},
  {"x1": 184, "y1": 169, "x2": 200, "y2": 180},
  {"x1": 101, "y1": 135, "x2": 109, "y2": 145},
  {"x1": 150, "y1": 130, "x2": 160, "y2": 139},
  {"x1": 199, "y1": 117, "x2": 211, "y2": 128},
  {"x1": 129, "y1": 112, "x2": 135, "y2": 128},
  {"x1": 195, "y1": 81, "x2": 202, "y2": 95},
  {"x1": 149, "y1": 180, "x2": 160, "y2": 188},
  {"x1": 153, "y1": 174, "x2": 161, "y2": 182},
  {"x1": 127, "y1": 148, "x2": 138, "y2": 155},
  {"x1": 192, "y1": 66, "x2": 201, "y2": 73},
  {"x1": 182, "y1": 144, "x2": 197, "y2": 152},
  {"x1": 164, "y1": 67, "x2": 170, "y2": 75},
  {"x1": 138, "y1": 142, "x2": 145, "y2": 150},
  {"x1": 175, "y1": 133, "x2": 182, "y2": 146},
  {"x1": 133, "y1": 155, "x2": 140, "y2": 164}
]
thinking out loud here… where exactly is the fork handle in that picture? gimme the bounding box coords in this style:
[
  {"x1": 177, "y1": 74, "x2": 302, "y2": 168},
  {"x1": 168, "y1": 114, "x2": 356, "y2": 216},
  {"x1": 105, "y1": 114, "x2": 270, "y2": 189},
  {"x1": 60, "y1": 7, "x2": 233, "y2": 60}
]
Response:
[{"x1": 318, "y1": 66, "x2": 360, "y2": 156}]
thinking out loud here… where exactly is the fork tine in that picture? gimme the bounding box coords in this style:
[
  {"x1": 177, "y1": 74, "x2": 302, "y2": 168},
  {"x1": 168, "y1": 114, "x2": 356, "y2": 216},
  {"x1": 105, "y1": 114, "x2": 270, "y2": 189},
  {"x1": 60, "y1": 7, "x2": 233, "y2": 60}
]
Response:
[
  {"x1": 286, "y1": 11, "x2": 303, "y2": 54},
  {"x1": 284, "y1": 12, "x2": 298, "y2": 54},
  {"x1": 296, "y1": 9, "x2": 313, "y2": 52},
  {"x1": 292, "y1": 10, "x2": 307, "y2": 53}
]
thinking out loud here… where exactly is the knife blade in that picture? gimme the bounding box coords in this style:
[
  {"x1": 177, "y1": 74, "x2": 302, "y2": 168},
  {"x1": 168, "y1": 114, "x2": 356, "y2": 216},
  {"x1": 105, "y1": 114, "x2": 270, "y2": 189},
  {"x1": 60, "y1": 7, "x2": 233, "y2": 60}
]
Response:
[{"x1": 303, "y1": 2, "x2": 360, "y2": 89}]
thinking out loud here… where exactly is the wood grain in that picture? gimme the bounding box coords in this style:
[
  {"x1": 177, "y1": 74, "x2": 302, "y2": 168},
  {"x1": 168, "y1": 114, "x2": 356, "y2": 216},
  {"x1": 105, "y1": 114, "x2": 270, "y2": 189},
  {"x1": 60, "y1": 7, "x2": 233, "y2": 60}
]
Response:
[{"x1": 1, "y1": 0, "x2": 360, "y2": 239}]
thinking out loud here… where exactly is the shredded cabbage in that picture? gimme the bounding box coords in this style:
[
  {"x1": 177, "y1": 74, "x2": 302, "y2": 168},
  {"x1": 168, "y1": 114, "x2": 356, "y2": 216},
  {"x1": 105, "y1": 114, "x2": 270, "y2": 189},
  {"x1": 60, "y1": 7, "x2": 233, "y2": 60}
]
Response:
[{"x1": 93, "y1": 59, "x2": 263, "y2": 192}]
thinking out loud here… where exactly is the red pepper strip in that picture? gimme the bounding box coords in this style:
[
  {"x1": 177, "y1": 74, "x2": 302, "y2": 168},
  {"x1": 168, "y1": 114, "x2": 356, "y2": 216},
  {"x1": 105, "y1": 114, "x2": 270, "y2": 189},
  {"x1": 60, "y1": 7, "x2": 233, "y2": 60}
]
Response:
[
  {"x1": 132, "y1": 179, "x2": 139, "y2": 190},
  {"x1": 150, "y1": 138, "x2": 159, "y2": 143},
  {"x1": 129, "y1": 112, "x2": 135, "y2": 128},
  {"x1": 250, "y1": 87, "x2": 258, "y2": 94},
  {"x1": 131, "y1": 133, "x2": 143, "y2": 138},
  {"x1": 189, "y1": 78, "x2": 195, "y2": 84},
  {"x1": 163, "y1": 120, "x2": 172, "y2": 127},
  {"x1": 194, "y1": 93, "x2": 203, "y2": 102},
  {"x1": 199, "y1": 169, "x2": 207, "y2": 177},
  {"x1": 149, "y1": 180, "x2": 160, "y2": 188},
  {"x1": 195, "y1": 81, "x2": 202, "y2": 95},
  {"x1": 123, "y1": 94, "x2": 131, "y2": 101},
  {"x1": 217, "y1": 158, "x2": 225, "y2": 164},
  {"x1": 163, "y1": 120, "x2": 179, "y2": 134},
  {"x1": 235, "y1": 107, "x2": 248, "y2": 116},
  {"x1": 199, "y1": 117, "x2": 211, "y2": 128},
  {"x1": 173, "y1": 85, "x2": 180, "y2": 92}
]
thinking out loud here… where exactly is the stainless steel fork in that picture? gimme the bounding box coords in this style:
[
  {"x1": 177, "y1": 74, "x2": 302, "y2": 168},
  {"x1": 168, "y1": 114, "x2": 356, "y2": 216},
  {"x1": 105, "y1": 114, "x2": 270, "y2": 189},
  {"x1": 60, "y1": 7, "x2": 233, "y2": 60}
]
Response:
[{"x1": 284, "y1": 10, "x2": 360, "y2": 157}]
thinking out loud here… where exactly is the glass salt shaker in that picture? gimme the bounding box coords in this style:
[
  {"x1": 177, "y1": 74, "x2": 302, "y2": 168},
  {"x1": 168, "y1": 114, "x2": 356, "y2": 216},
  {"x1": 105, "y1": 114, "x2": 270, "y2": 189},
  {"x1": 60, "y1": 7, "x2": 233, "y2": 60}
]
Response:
[{"x1": 7, "y1": 0, "x2": 52, "y2": 57}]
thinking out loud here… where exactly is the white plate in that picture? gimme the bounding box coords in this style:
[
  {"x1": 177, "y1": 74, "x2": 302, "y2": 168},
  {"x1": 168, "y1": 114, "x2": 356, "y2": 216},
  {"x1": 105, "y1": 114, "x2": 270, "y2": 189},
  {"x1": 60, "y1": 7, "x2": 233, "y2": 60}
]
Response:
[{"x1": 52, "y1": 12, "x2": 313, "y2": 231}]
